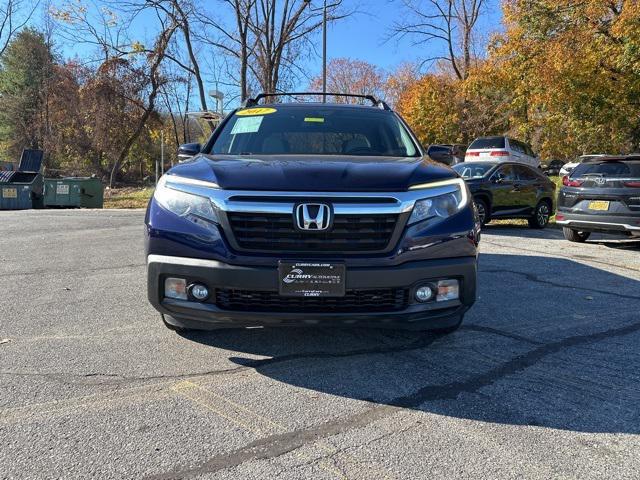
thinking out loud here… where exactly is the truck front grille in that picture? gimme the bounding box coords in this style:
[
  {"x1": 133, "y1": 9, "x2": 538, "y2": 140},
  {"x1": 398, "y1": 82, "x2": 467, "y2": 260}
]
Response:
[
  {"x1": 226, "y1": 212, "x2": 399, "y2": 253},
  {"x1": 215, "y1": 288, "x2": 409, "y2": 313}
]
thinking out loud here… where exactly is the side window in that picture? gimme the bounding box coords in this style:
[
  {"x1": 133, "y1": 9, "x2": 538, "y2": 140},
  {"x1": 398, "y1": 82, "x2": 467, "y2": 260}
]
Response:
[
  {"x1": 514, "y1": 165, "x2": 538, "y2": 181},
  {"x1": 497, "y1": 165, "x2": 517, "y2": 181}
]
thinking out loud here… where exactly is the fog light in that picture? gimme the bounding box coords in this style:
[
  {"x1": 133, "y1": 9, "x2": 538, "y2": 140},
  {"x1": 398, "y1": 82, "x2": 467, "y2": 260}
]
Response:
[
  {"x1": 165, "y1": 277, "x2": 187, "y2": 300},
  {"x1": 437, "y1": 279, "x2": 459, "y2": 301},
  {"x1": 190, "y1": 283, "x2": 209, "y2": 301},
  {"x1": 415, "y1": 285, "x2": 435, "y2": 302}
]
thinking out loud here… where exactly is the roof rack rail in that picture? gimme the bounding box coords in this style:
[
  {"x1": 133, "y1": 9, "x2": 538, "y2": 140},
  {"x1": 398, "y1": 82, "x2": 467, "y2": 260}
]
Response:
[{"x1": 242, "y1": 92, "x2": 391, "y2": 110}]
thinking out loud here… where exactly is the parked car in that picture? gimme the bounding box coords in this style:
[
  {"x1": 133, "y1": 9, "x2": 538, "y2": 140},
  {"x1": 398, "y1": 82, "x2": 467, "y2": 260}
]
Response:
[
  {"x1": 453, "y1": 161, "x2": 556, "y2": 228},
  {"x1": 427, "y1": 144, "x2": 467, "y2": 166},
  {"x1": 465, "y1": 136, "x2": 540, "y2": 168},
  {"x1": 541, "y1": 159, "x2": 565, "y2": 176},
  {"x1": 559, "y1": 154, "x2": 608, "y2": 177},
  {"x1": 145, "y1": 93, "x2": 479, "y2": 334},
  {"x1": 556, "y1": 155, "x2": 640, "y2": 242}
]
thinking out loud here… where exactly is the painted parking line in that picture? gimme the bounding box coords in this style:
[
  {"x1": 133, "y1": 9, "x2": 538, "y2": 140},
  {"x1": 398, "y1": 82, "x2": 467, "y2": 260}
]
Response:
[
  {"x1": 0, "y1": 381, "x2": 174, "y2": 425},
  {"x1": 0, "y1": 364, "x2": 272, "y2": 427},
  {"x1": 171, "y1": 380, "x2": 396, "y2": 479}
]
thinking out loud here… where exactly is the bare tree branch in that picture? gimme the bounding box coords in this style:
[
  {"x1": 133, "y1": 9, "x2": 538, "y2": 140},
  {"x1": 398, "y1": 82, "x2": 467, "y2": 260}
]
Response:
[
  {"x1": 390, "y1": 0, "x2": 486, "y2": 80},
  {"x1": 0, "y1": 0, "x2": 42, "y2": 57}
]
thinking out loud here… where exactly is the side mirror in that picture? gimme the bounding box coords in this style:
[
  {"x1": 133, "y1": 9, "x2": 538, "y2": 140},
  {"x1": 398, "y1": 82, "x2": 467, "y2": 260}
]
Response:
[
  {"x1": 427, "y1": 148, "x2": 452, "y2": 165},
  {"x1": 177, "y1": 143, "x2": 201, "y2": 161}
]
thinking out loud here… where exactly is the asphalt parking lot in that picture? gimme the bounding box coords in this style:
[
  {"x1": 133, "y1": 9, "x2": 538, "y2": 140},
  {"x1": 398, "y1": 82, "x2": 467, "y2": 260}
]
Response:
[{"x1": 1, "y1": 209, "x2": 640, "y2": 479}]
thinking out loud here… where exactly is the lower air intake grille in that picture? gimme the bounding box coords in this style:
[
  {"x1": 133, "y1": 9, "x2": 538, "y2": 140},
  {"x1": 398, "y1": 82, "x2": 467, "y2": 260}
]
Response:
[{"x1": 215, "y1": 288, "x2": 409, "y2": 313}]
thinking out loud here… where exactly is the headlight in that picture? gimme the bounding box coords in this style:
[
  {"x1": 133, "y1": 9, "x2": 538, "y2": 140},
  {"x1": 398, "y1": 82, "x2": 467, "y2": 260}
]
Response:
[
  {"x1": 408, "y1": 179, "x2": 467, "y2": 225},
  {"x1": 154, "y1": 176, "x2": 220, "y2": 225}
]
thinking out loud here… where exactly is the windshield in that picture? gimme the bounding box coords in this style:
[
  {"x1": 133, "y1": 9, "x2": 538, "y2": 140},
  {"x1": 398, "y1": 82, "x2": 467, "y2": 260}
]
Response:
[
  {"x1": 453, "y1": 163, "x2": 495, "y2": 179},
  {"x1": 209, "y1": 106, "x2": 419, "y2": 157},
  {"x1": 468, "y1": 137, "x2": 505, "y2": 149}
]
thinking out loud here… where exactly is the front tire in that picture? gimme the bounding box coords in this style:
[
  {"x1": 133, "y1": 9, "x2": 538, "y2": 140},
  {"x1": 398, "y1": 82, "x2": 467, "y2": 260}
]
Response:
[
  {"x1": 528, "y1": 201, "x2": 551, "y2": 229},
  {"x1": 474, "y1": 198, "x2": 490, "y2": 226},
  {"x1": 563, "y1": 227, "x2": 591, "y2": 243}
]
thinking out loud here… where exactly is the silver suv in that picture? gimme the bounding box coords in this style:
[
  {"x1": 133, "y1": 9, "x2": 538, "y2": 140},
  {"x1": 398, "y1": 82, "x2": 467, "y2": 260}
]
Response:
[{"x1": 465, "y1": 136, "x2": 540, "y2": 168}]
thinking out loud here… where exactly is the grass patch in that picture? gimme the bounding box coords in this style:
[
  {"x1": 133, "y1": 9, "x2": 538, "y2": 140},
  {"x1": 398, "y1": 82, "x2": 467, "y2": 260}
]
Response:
[{"x1": 104, "y1": 187, "x2": 154, "y2": 209}]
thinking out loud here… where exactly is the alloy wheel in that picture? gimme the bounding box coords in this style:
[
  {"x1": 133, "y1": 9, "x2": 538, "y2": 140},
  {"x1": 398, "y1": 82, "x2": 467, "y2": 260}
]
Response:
[
  {"x1": 475, "y1": 201, "x2": 486, "y2": 225},
  {"x1": 537, "y1": 203, "x2": 550, "y2": 226}
]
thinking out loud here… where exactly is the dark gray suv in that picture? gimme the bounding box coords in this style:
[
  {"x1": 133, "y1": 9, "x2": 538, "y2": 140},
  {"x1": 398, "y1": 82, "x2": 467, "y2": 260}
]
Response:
[{"x1": 556, "y1": 155, "x2": 640, "y2": 241}]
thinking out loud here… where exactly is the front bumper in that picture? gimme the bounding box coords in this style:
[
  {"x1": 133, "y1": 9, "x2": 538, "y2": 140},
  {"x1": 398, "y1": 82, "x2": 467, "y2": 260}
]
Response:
[
  {"x1": 556, "y1": 211, "x2": 640, "y2": 234},
  {"x1": 147, "y1": 254, "x2": 477, "y2": 330}
]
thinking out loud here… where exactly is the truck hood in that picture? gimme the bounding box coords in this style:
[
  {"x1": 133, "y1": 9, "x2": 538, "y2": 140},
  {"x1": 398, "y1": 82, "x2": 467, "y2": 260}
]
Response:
[{"x1": 167, "y1": 154, "x2": 457, "y2": 192}]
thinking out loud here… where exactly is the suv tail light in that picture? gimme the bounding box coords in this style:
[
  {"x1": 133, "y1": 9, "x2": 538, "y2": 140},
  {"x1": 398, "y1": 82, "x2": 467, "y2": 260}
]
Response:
[
  {"x1": 623, "y1": 181, "x2": 640, "y2": 188},
  {"x1": 562, "y1": 175, "x2": 583, "y2": 187},
  {"x1": 490, "y1": 151, "x2": 509, "y2": 157},
  {"x1": 466, "y1": 152, "x2": 480, "y2": 157}
]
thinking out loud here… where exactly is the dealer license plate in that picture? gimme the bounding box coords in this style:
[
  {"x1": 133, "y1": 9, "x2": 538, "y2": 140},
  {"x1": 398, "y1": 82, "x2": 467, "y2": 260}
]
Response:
[
  {"x1": 588, "y1": 200, "x2": 610, "y2": 211},
  {"x1": 278, "y1": 262, "x2": 345, "y2": 297}
]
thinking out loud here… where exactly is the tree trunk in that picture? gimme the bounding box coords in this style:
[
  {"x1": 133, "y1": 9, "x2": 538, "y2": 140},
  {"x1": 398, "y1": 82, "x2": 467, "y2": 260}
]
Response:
[{"x1": 109, "y1": 23, "x2": 178, "y2": 188}]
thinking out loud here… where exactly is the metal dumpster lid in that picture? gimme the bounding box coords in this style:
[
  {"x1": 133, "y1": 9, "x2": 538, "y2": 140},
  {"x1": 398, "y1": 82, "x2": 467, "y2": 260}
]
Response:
[
  {"x1": 0, "y1": 171, "x2": 16, "y2": 183},
  {"x1": 18, "y1": 149, "x2": 44, "y2": 173}
]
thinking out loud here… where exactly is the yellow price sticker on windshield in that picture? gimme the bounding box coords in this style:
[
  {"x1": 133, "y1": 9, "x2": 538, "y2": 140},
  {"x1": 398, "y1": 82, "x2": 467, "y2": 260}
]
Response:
[
  {"x1": 304, "y1": 117, "x2": 325, "y2": 123},
  {"x1": 236, "y1": 107, "x2": 277, "y2": 116}
]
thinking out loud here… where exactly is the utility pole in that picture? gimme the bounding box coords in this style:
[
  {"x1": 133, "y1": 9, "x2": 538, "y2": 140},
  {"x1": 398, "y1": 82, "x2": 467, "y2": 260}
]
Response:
[
  {"x1": 305, "y1": 0, "x2": 330, "y2": 102},
  {"x1": 322, "y1": 0, "x2": 327, "y2": 102}
]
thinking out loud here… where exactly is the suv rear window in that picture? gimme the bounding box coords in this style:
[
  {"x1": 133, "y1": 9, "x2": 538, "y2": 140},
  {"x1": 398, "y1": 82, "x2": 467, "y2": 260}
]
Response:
[
  {"x1": 572, "y1": 160, "x2": 640, "y2": 177},
  {"x1": 468, "y1": 137, "x2": 505, "y2": 149},
  {"x1": 209, "y1": 106, "x2": 419, "y2": 157}
]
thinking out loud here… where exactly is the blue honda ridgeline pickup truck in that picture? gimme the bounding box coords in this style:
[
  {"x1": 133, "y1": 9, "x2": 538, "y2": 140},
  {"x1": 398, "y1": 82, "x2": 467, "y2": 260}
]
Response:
[{"x1": 145, "y1": 93, "x2": 480, "y2": 334}]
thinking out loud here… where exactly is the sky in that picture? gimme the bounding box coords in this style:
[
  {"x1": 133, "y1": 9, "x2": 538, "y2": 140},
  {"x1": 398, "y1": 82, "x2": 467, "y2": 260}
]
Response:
[
  {"x1": 47, "y1": 0, "x2": 504, "y2": 106},
  {"x1": 319, "y1": 0, "x2": 503, "y2": 72}
]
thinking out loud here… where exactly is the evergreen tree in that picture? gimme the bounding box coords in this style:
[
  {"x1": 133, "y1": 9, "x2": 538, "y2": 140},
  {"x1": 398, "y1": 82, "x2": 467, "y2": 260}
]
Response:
[{"x1": 0, "y1": 28, "x2": 55, "y2": 161}]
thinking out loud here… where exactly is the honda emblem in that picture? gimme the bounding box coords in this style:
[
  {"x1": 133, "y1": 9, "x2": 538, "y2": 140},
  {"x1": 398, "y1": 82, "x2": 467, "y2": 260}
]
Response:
[{"x1": 295, "y1": 203, "x2": 332, "y2": 231}]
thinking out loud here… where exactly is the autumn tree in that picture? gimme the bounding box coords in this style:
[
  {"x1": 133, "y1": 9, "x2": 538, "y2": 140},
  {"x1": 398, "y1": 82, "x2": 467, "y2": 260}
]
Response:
[
  {"x1": 396, "y1": 74, "x2": 461, "y2": 145},
  {"x1": 309, "y1": 58, "x2": 387, "y2": 103},
  {"x1": 494, "y1": 0, "x2": 640, "y2": 158},
  {"x1": 384, "y1": 62, "x2": 419, "y2": 107},
  {"x1": 53, "y1": 1, "x2": 180, "y2": 186}
]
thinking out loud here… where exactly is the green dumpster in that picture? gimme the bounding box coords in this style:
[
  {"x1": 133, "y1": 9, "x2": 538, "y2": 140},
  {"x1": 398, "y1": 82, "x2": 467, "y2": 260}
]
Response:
[{"x1": 44, "y1": 177, "x2": 104, "y2": 208}]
